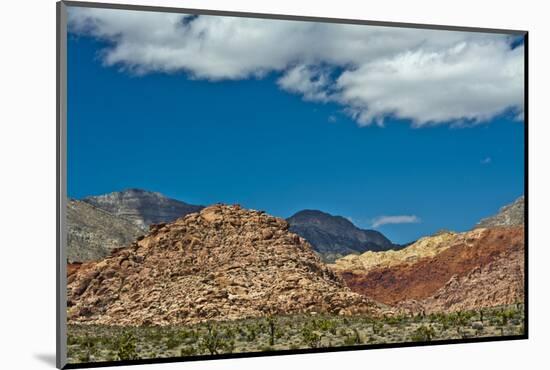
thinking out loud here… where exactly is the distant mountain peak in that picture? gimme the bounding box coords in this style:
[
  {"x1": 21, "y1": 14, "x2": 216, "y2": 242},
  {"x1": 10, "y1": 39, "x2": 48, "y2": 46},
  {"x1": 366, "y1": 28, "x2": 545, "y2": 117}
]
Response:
[
  {"x1": 106, "y1": 188, "x2": 168, "y2": 198},
  {"x1": 287, "y1": 209, "x2": 396, "y2": 262},
  {"x1": 67, "y1": 199, "x2": 144, "y2": 262},
  {"x1": 82, "y1": 189, "x2": 204, "y2": 229}
]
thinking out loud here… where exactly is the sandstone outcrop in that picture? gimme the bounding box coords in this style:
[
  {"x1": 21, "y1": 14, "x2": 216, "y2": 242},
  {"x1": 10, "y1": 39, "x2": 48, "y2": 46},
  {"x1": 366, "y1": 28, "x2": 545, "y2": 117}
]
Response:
[
  {"x1": 399, "y1": 245, "x2": 524, "y2": 313},
  {"x1": 331, "y1": 227, "x2": 524, "y2": 306},
  {"x1": 67, "y1": 205, "x2": 382, "y2": 326},
  {"x1": 330, "y1": 230, "x2": 459, "y2": 274}
]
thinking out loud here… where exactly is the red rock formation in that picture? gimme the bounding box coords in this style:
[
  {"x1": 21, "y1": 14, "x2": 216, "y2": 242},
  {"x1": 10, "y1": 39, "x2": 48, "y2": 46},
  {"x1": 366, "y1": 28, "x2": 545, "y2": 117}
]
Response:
[
  {"x1": 400, "y1": 246, "x2": 524, "y2": 313},
  {"x1": 67, "y1": 205, "x2": 383, "y2": 326},
  {"x1": 336, "y1": 227, "x2": 524, "y2": 306}
]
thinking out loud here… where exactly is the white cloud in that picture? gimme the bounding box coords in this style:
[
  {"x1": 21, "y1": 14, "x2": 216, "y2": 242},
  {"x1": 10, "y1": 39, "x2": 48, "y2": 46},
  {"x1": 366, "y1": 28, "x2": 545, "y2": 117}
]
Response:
[
  {"x1": 371, "y1": 215, "x2": 421, "y2": 228},
  {"x1": 481, "y1": 156, "x2": 492, "y2": 164},
  {"x1": 68, "y1": 7, "x2": 524, "y2": 127}
]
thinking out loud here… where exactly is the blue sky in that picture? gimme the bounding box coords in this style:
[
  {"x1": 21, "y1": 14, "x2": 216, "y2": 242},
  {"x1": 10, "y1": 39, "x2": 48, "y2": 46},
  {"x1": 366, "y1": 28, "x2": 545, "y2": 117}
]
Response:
[{"x1": 67, "y1": 9, "x2": 524, "y2": 243}]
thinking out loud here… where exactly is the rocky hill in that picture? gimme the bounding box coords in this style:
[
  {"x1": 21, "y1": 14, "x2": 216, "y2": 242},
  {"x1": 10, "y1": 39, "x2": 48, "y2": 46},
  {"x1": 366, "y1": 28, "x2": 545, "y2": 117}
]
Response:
[
  {"x1": 287, "y1": 210, "x2": 396, "y2": 262},
  {"x1": 476, "y1": 195, "x2": 524, "y2": 228},
  {"x1": 83, "y1": 189, "x2": 204, "y2": 229},
  {"x1": 329, "y1": 197, "x2": 526, "y2": 313},
  {"x1": 67, "y1": 200, "x2": 144, "y2": 262},
  {"x1": 333, "y1": 227, "x2": 524, "y2": 306},
  {"x1": 399, "y1": 245, "x2": 524, "y2": 314},
  {"x1": 67, "y1": 205, "x2": 383, "y2": 326}
]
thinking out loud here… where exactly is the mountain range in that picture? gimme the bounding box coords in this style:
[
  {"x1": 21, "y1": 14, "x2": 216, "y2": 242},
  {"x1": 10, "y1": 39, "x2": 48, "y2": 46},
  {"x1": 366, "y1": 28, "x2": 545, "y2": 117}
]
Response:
[
  {"x1": 67, "y1": 194, "x2": 525, "y2": 325},
  {"x1": 68, "y1": 189, "x2": 396, "y2": 262}
]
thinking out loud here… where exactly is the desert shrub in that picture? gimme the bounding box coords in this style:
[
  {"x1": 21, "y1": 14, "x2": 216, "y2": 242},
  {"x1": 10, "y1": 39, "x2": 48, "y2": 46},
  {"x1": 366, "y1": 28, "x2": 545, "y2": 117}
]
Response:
[
  {"x1": 495, "y1": 309, "x2": 516, "y2": 326},
  {"x1": 245, "y1": 325, "x2": 257, "y2": 342},
  {"x1": 410, "y1": 325, "x2": 436, "y2": 342},
  {"x1": 343, "y1": 329, "x2": 362, "y2": 346},
  {"x1": 74, "y1": 334, "x2": 99, "y2": 363},
  {"x1": 317, "y1": 318, "x2": 336, "y2": 333},
  {"x1": 301, "y1": 326, "x2": 322, "y2": 348},
  {"x1": 180, "y1": 346, "x2": 198, "y2": 357},
  {"x1": 371, "y1": 321, "x2": 384, "y2": 335},
  {"x1": 116, "y1": 333, "x2": 139, "y2": 360},
  {"x1": 165, "y1": 334, "x2": 180, "y2": 350}
]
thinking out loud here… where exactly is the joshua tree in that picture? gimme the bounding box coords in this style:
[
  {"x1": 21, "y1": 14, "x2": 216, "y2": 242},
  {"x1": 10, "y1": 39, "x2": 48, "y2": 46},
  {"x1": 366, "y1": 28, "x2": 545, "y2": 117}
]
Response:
[
  {"x1": 199, "y1": 324, "x2": 224, "y2": 355},
  {"x1": 267, "y1": 316, "x2": 276, "y2": 346}
]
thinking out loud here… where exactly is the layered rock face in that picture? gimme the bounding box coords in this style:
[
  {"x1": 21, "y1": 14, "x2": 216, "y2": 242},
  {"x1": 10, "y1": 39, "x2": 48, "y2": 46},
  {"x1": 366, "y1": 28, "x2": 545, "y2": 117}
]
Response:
[
  {"x1": 331, "y1": 227, "x2": 524, "y2": 309},
  {"x1": 83, "y1": 189, "x2": 204, "y2": 229},
  {"x1": 330, "y1": 196, "x2": 526, "y2": 313},
  {"x1": 287, "y1": 210, "x2": 396, "y2": 262},
  {"x1": 67, "y1": 205, "x2": 382, "y2": 326},
  {"x1": 399, "y1": 246, "x2": 524, "y2": 313},
  {"x1": 330, "y1": 231, "x2": 459, "y2": 274},
  {"x1": 67, "y1": 200, "x2": 144, "y2": 262},
  {"x1": 476, "y1": 195, "x2": 524, "y2": 228}
]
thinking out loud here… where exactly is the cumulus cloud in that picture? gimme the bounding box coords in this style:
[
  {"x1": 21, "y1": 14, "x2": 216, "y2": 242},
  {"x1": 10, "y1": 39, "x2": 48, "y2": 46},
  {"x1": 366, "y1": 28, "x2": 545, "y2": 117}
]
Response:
[
  {"x1": 371, "y1": 215, "x2": 421, "y2": 228},
  {"x1": 67, "y1": 7, "x2": 524, "y2": 127}
]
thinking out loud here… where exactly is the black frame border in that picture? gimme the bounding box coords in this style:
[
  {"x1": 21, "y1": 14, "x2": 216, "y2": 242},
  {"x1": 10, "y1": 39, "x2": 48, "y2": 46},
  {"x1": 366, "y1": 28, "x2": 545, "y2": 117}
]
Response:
[{"x1": 56, "y1": 1, "x2": 529, "y2": 369}]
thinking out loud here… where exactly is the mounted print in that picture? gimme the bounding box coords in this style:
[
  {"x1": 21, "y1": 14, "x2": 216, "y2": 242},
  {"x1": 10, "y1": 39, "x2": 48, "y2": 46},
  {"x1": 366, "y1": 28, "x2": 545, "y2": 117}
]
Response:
[{"x1": 56, "y1": 1, "x2": 528, "y2": 368}]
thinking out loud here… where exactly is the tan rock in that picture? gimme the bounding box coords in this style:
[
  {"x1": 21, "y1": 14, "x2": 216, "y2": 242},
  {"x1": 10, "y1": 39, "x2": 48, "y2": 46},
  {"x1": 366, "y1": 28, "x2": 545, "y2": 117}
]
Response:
[{"x1": 67, "y1": 204, "x2": 383, "y2": 326}]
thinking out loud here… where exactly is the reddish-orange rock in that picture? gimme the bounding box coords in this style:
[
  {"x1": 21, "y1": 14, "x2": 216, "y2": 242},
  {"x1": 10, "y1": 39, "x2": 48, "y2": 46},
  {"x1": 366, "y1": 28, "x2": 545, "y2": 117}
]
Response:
[{"x1": 333, "y1": 227, "x2": 524, "y2": 308}]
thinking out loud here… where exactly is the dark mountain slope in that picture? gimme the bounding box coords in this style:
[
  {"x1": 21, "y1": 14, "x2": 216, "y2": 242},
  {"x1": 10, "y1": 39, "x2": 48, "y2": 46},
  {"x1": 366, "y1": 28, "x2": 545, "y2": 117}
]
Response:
[{"x1": 287, "y1": 210, "x2": 396, "y2": 262}]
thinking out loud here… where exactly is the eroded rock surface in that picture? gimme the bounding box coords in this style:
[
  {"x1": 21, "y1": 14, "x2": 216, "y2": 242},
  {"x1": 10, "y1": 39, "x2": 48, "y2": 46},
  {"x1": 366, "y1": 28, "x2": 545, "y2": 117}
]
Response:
[
  {"x1": 329, "y1": 230, "x2": 460, "y2": 274},
  {"x1": 67, "y1": 205, "x2": 382, "y2": 326},
  {"x1": 331, "y1": 227, "x2": 524, "y2": 306},
  {"x1": 398, "y1": 245, "x2": 524, "y2": 313}
]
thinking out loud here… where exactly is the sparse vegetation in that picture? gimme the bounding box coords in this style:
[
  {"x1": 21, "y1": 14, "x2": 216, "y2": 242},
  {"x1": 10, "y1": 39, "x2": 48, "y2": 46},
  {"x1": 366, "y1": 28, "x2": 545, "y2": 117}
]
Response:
[
  {"x1": 67, "y1": 304, "x2": 524, "y2": 364},
  {"x1": 116, "y1": 332, "x2": 138, "y2": 360},
  {"x1": 410, "y1": 325, "x2": 436, "y2": 342}
]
